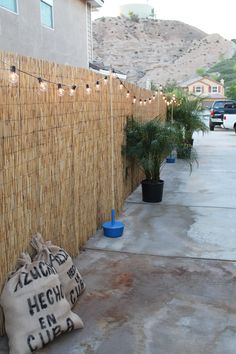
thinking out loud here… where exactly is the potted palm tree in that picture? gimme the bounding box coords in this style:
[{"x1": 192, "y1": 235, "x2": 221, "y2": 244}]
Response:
[
  {"x1": 123, "y1": 117, "x2": 196, "y2": 203},
  {"x1": 172, "y1": 94, "x2": 208, "y2": 155}
]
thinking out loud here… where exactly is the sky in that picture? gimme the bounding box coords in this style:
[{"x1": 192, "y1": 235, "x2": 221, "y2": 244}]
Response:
[{"x1": 93, "y1": 0, "x2": 236, "y2": 40}]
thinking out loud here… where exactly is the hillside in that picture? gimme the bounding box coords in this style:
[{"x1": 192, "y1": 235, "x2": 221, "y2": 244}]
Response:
[
  {"x1": 207, "y1": 54, "x2": 236, "y2": 88},
  {"x1": 93, "y1": 16, "x2": 236, "y2": 87}
]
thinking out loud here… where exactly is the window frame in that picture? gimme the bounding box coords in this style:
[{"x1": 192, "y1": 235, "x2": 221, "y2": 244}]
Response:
[
  {"x1": 195, "y1": 86, "x2": 202, "y2": 93},
  {"x1": 40, "y1": 0, "x2": 54, "y2": 30},
  {"x1": 211, "y1": 86, "x2": 218, "y2": 93},
  {"x1": 0, "y1": 0, "x2": 18, "y2": 14}
]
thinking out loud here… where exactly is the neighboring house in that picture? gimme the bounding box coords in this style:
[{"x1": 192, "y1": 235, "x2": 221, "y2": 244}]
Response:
[
  {"x1": 180, "y1": 76, "x2": 226, "y2": 107},
  {"x1": 0, "y1": 0, "x2": 103, "y2": 68}
]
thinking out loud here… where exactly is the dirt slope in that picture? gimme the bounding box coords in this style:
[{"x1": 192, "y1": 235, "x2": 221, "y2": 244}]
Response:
[{"x1": 93, "y1": 16, "x2": 236, "y2": 86}]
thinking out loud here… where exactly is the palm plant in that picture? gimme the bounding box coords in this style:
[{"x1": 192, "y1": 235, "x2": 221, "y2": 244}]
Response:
[
  {"x1": 123, "y1": 117, "x2": 198, "y2": 202},
  {"x1": 173, "y1": 93, "x2": 208, "y2": 144},
  {"x1": 124, "y1": 117, "x2": 176, "y2": 182}
]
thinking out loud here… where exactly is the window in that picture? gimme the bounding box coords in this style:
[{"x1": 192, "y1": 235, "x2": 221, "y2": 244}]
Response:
[
  {"x1": 195, "y1": 86, "x2": 202, "y2": 93},
  {"x1": 40, "y1": 0, "x2": 54, "y2": 29},
  {"x1": 0, "y1": 0, "x2": 17, "y2": 13},
  {"x1": 211, "y1": 86, "x2": 218, "y2": 93}
]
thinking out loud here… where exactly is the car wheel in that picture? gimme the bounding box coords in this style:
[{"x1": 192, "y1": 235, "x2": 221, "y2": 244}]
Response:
[{"x1": 210, "y1": 124, "x2": 214, "y2": 131}]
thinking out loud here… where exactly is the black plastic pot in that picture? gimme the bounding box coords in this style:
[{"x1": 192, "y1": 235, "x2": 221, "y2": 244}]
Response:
[
  {"x1": 188, "y1": 138, "x2": 194, "y2": 146},
  {"x1": 141, "y1": 179, "x2": 164, "y2": 203}
]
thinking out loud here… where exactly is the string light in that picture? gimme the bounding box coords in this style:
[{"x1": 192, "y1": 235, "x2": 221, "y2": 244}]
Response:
[
  {"x1": 57, "y1": 83, "x2": 65, "y2": 97},
  {"x1": 111, "y1": 69, "x2": 116, "y2": 79},
  {"x1": 86, "y1": 84, "x2": 91, "y2": 95},
  {"x1": 159, "y1": 85, "x2": 163, "y2": 95},
  {"x1": 104, "y1": 76, "x2": 108, "y2": 85},
  {"x1": 9, "y1": 65, "x2": 19, "y2": 85},
  {"x1": 69, "y1": 85, "x2": 77, "y2": 96},
  {"x1": 96, "y1": 81, "x2": 100, "y2": 91},
  {"x1": 3, "y1": 61, "x2": 154, "y2": 107},
  {"x1": 38, "y1": 77, "x2": 48, "y2": 92}
]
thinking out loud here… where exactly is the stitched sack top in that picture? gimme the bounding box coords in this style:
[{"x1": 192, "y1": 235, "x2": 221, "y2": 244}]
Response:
[{"x1": 31, "y1": 233, "x2": 85, "y2": 308}]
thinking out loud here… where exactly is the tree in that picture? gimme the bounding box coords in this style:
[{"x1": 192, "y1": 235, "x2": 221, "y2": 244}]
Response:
[
  {"x1": 196, "y1": 68, "x2": 206, "y2": 76},
  {"x1": 128, "y1": 11, "x2": 139, "y2": 23},
  {"x1": 226, "y1": 84, "x2": 236, "y2": 100}
]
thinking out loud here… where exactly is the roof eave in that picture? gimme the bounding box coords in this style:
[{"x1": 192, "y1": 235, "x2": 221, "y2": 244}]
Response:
[{"x1": 87, "y1": 0, "x2": 104, "y2": 8}]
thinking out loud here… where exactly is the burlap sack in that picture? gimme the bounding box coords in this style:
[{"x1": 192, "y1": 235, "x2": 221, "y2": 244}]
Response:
[
  {"x1": 0, "y1": 253, "x2": 84, "y2": 354},
  {"x1": 31, "y1": 233, "x2": 85, "y2": 308}
]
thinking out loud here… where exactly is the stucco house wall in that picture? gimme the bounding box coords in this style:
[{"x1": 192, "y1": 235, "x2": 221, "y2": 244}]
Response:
[{"x1": 0, "y1": 0, "x2": 97, "y2": 68}]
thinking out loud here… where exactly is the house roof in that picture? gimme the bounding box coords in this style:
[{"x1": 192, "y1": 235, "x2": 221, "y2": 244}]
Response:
[
  {"x1": 190, "y1": 92, "x2": 226, "y2": 99},
  {"x1": 87, "y1": 0, "x2": 104, "y2": 8},
  {"x1": 180, "y1": 76, "x2": 223, "y2": 88},
  {"x1": 179, "y1": 76, "x2": 203, "y2": 87},
  {"x1": 89, "y1": 62, "x2": 127, "y2": 79}
]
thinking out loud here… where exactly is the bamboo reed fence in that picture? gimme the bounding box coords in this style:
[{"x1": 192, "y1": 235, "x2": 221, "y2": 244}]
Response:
[{"x1": 0, "y1": 51, "x2": 166, "y2": 334}]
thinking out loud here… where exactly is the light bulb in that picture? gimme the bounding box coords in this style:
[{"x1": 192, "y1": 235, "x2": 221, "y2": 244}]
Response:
[
  {"x1": 104, "y1": 76, "x2": 108, "y2": 85},
  {"x1": 152, "y1": 95, "x2": 156, "y2": 101},
  {"x1": 149, "y1": 98, "x2": 152, "y2": 104},
  {"x1": 38, "y1": 78, "x2": 48, "y2": 92},
  {"x1": 9, "y1": 65, "x2": 18, "y2": 85},
  {"x1": 126, "y1": 91, "x2": 130, "y2": 98},
  {"x1": 69, "y1": 85, "x2": 77, "y2": 96},
  {"x1": 144, "y1": 100, "x2": 147, "y2": 106},
  {"x1": 58, "y1": 83, "x2": 65, "y2": 97},
  {"x1": 155, "y1": 91, "x2": 158, "y2": 96},
  {"x1": 96, "y1": 81, "x2": 100, "y2": 91},
  {"x1": 139, "y1": 99, "x2": 143, "y2": 106},
  {"x1": 133, "y1": 96, "x2": 136, "y2": 104},
  {"x1": 86, "y1": 84, "x2": 91, "y2": 95},
  {"x1": 120, "y1": 82, "x2": 123, "y2": 90}
]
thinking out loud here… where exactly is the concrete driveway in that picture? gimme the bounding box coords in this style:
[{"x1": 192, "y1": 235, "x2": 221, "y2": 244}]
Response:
[{"x1": 1, "y1": 128, "x2": 236, "y2": 354}]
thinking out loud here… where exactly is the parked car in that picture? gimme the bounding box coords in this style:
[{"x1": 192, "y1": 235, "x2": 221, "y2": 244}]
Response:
[
  {"x1": 223, "y1": 103, "x2": 236, "y2": 133},
  {"x1": 209, "y1": 100, "x2": 236, "y2": 131}
]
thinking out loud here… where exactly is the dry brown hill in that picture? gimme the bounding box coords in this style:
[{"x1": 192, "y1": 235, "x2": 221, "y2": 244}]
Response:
[{"x1": 93, "y1": 16, "x2": 236, "y2": 86}]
